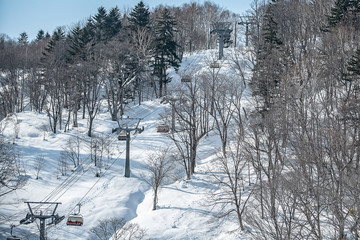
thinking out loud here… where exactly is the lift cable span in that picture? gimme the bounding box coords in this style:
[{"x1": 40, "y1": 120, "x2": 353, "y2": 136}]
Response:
[{"x1": 12, "y1": 104, "x2": 162, "y2": 237}]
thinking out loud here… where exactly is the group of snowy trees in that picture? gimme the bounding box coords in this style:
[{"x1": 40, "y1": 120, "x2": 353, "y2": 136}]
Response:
[
  {"x1": 0, "y1": 1, "x2": 235, "y2": 131},
  {"x1": 148, "y1": 0, "x2": 360, "y2": 238},
  {"x1": 229, "y1": 0, "x2": 360, "y2": 238},
  {"x1": 0, "y1": 0, "x2": 235, "y2": 209},
  {"x1": 2, "y1": 0, "x2": 360, "y2": 238}
]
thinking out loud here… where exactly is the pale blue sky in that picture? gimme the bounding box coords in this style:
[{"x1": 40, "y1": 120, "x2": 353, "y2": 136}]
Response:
[{"x1": 0, "y1": 0, "x2": 253, "y2": 41}]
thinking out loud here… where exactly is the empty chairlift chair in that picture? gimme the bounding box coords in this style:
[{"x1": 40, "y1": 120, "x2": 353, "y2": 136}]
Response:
[
  {"x1": 210, "y1": 62, "x2": 220, "y2": 68},
  {"x1": 7, "y1": 225, "x2": 20, "y2": 240},
  {"x1": 7, "y1": 237, "x2": 21, "y2": 240},
  {"x1": 181, "y1": 75, "x2": 191, "y2": 83},
  {"x1": 66, "y1": 215, "x2": 83, "y2": 226},
  {"x1": 118, "y1": 131, "x2": 127, "y2": 141},
  {"x1": 157, "y1": 125, "x2": 169, "y2": 133},
  {"x1": 67, "y1": 204, "x2": 83, "y2": 226}
]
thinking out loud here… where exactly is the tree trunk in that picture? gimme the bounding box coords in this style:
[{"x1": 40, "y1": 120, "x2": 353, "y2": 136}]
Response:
[
  {"x1": 88, "y1": 116, "x2": 94, "y2": 137},
  {"x1": 73, "y1": 108, "x2": 78, "y2": 127},
  {"x1": 153, "y1": 187, "x2": 158, "y2": 210}
]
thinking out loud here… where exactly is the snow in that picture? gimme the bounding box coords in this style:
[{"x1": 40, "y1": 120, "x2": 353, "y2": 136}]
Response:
[{"x1": 0, "y1": 48, "x2": 252, "y2": 240}]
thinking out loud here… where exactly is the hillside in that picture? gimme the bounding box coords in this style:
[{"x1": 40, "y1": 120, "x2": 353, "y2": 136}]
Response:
[{"x1": 0, "y1": 48, "x2": 251, "y2": 240}]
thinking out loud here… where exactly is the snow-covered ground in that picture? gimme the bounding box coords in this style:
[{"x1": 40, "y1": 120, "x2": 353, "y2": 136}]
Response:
[{"x1": 0, "y1": 48, "x2": 252, "y2": 240}]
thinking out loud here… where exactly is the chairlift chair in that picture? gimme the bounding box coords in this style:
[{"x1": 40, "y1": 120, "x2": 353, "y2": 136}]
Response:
[
  {"x1": 66, "y1": 204, "x2": 83, "y2": 226},
  {"x1": 210, "y1": 62, "x2": 220, "y2": 68},
  {"x1": 118, "y1": 131, "x2": 127, "y2": 141},
  {"x1": 7, "y1": 225, "x2": 20, "y2": 240},
  {"x1": 6, "y1": 237, "x2": 21, "y2": 240},
  {"x1": 181, "y1": 75, "x2": 191, "y2": 83},
  {"x1": 157, "y1": 125, "x2": 169, "y2": 133},
  {"x1": 66, "y1": 215, "x2": 83, "y2": 226}
]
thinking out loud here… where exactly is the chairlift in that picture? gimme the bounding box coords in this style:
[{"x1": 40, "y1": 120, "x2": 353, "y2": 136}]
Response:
[
  {"x1": 7, "y1": 225, "x2": 21, "y2": 240},
  {"x1": 66, "y1": 215, "x2": 83, "y2": 226},
  {"x1": 157, "y1": 125, "x2": 169, "y2": 133},
  {"x1": 19, "y1": 213, "x2": 35, "y2": 225},
  {"x1": 181, "y1": 75, "x2": 191, "y2": 83},
  {"x1": 67, "y1": 204, "x2": 83, "y2": 226},
  {"x1": 118, "y1": 131, "x2": 127, "y2": 141},
  {"x1": 48, "y1": 214, "x2": 65, "y2": 226},
  {"x1": 6, "y1": 237, "x2": 21, "y2": 240},
  {"x1": 210, "y1": 62, "x2": 220, "y2": 68}
]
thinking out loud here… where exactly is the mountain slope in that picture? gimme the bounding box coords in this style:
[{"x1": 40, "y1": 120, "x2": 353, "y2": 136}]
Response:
[{"x1": 0, "y1": 48, "x2": 250, "y2": 240}]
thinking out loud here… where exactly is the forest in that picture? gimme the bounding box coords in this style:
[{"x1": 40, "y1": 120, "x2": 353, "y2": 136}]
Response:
[{"x1": 1, "y1": 0, "x2": 360, "y2": 239}]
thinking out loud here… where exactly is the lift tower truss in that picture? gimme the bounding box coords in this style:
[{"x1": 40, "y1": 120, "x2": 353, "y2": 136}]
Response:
[
  {"x1": 20, "y1": 202, "x2": 64, "y2": 240},
  {"x1": 238, "y1": 16, "x2": 255, "y2": 47}
]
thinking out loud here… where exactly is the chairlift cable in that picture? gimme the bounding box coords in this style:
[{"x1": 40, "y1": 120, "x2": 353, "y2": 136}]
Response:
[{"x1": 8, "y1": 101, "x2": 162, "y2": 236}]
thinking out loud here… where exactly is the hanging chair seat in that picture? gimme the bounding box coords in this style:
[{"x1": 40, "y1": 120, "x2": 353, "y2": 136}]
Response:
[{"x1": 66, "y1": 215, "x2": 83, "y2": 226}]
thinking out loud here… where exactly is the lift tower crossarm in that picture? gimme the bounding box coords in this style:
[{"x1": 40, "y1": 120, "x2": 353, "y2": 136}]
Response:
[{"x1": 22, "y1": 202, "x2": 64, "y2": 240}]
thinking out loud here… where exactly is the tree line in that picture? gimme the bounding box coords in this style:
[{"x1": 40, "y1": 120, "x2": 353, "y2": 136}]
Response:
[
  {"x1": 3, "y1": 0, "x2": 360, "y2": 238},
  {"x1": 200, "y1": 0, "x2": 360, "y2": 238},
  {"x1": 0, "y1": 1, "x2": 236, "y2": 134},
  {"x1": 142, "y1": 0, "x2": 360, "y2": 238}
]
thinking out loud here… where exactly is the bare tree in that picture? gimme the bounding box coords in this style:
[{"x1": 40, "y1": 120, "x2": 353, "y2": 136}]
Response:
[
  {"x1": 87, "y1": 135, "x2": 112, "y2": 177},
  {"x1": 143, "y1": 148, "x2": 177, "y2": 210},
  {"x1": 0, "y1": 138, "x2": 25, "y2": 197},
  {"x1": 168, "y1": 73, "x2": 211, "y2": 179},
  {"x1": 83, "y1": 58, "x2": 103, "y2": 137},
  {"x1": 90, "y1": 217, "x2": 146, "y2": 240},
  {"x1": 202, "y1": 69, "x2": 245, "y2": 156},
  {"x1": 90, "y1": 217, "x2": 126, "y2": 240},
  {"x1": 61, "y1": 135, "x2": 82, "y2": 168},
  {"x1": 58, "y1": 154, "x2": 68, "y2": 177},
  {"x1": 33, "y1": 155, "x2": 45, "y2": 180},
  {"x1": 208, "y1": 136, "x2": 255, "y2": 231}
]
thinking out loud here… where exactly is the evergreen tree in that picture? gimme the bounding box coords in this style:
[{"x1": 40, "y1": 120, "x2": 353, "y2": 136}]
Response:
[
  {"x1": 18, "y1": 32, "x2": 28, "y2": 46},
  {"x1": 67, "y1": 25, "x2": 87, "y2": 61},
  {"x1": 42, "y1": 27, "x2": 65, "y2": 59},
  {"x1": 251, "y1": 1, "x2": 284, "y2": 109},
  {"x1": 347, "y1": 48, "x2": 360, "y2": 77},
  {"x1": 261, "y1": 3, "x2": 282, "y2": 55},
  {"x1": 328, "y1": 0, "x2": 349, "y2": 27},
  {"x1": 327, "y1": 0, "x2": 360, "y2": 28},
  {"x1": 153, "y1": 8, "x2": 181, "y2": 97},
  {"x1": 129, "y1": 1, "x2": 150, "y2": 28},
  {"x1": 93, "y1": 7, "x2": 108, "y2": 42},
  {"x1": 105, "y1": 7, "x2": 122, "y2": 39},
  {"x1": 82, "y1": 18, "x2": 95, "y2": 44},
  {"x1": 36, "y1": 30, "x2": 45, "y2": 42}
]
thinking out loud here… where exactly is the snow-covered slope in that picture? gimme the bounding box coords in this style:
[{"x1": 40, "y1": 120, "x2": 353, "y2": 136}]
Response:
[{"x1": 0, "y1": 48, "x2": 251, "y2": 240}]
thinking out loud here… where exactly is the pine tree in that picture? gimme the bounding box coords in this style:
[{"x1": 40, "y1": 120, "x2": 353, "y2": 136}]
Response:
[
  {"x1": 347, "y1": 48, "x2": 360, "y2": 77},
  {"x1": 328, "y1": 0, "x2": 349, "y2": 27},
  {"x1": 105, "y1": 7, "x2": 122, "y2": 40},
  {"x1": 327, "y1": 0, "x2": 360, "y2": 28},
  {"x1": 18, "y1": 32, "x2": 28, "y2": 46},
  {"x1": 42, "y1": 27, "x2": 65, "y2": 58},
  {"x1": 36, "y1": 30, "x2": 45, "y2": 42},
  {"x1": 129, "y1": 1, "x2": 150, "y2": 28},
  {"x1": 93, "y1": 7, "x2": 108, "y2": 42},
  {"x1": 261, "y1": 3, "x2": 282, "y2": 55},
  {"x1": 153, "y1": 8, "x2": 181, "y2": 97},
  {"x1": 251, "y1": 1, "x2": 284, "y2": 109},
  {"x1": 68, "y1": 25, "x2": 87, "y2": 61}
]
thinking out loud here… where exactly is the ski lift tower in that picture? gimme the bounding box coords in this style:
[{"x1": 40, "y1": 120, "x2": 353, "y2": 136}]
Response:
[
  {"x1": 210, "y1": 22, "x2": 233, "y2": 60},
  {"x1": 238, "y1": 16, "x2": 254, "y2": 47},
  {"x1": 113, "y1": 117, "x2": 144, "y2": 178},
  {"x1": 20, "y1": 202, "x2": 64, "y2": 240}
]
